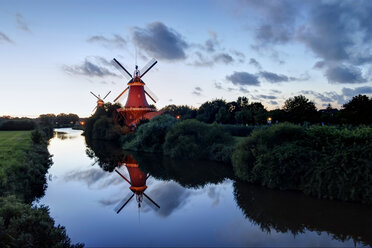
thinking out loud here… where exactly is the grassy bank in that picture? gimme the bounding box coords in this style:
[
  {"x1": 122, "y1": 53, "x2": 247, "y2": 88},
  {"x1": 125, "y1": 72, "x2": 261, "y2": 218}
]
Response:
[
  {"x1": 0, "y1": 131, "x2": 31, "y2": 187},
  {"x1": 0, "y1": 130, "x2": 83, "y2": 247}
]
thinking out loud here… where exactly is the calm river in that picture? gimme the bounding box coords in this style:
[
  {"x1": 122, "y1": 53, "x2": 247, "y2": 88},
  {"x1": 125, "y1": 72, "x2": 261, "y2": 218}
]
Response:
[{"x1": 35, "y1": 128, "x2": 371, "y2": 247}]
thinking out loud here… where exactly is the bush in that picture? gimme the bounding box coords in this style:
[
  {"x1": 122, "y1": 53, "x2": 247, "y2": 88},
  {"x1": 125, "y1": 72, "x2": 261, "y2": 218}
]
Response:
[
  {"x1": 303, "y1": 126, "x2": 372, "y2": 202},
  {"x1": 220, "y1": 124, "x2": 260, "y2": 137},
  {"x1": 0, "y1": 196, "x2": 83, "y2": 248},
  {"x1": 123, "y1": 114, "x2": 177, "y2": 152},
  {"x1": 232, "y1": 123, "x2": 311, "y2": 189},
  {"x1": 163, "y1": 119, "x2": 234, "y2": 163},
  {"x1": 232, "y1": 123, "x2": 372, "y2": 204}
]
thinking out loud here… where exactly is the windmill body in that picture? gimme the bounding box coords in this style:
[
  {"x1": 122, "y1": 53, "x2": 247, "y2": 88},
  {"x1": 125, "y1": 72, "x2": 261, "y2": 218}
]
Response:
[
  {"x1": 90, "y1": 91, "x2": 111, "y2": 112},
  {"x1": 114, "y1": 154, "x2": 160, "y2": 213},
  {"x1": 113, "y1": 58, "x2": 163, "y2": 127}
]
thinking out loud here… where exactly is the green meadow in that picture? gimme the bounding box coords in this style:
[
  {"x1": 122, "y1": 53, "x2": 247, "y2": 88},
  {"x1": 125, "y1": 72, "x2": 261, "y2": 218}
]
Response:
[{"x1": 0, "y1": 131, "x2": 31, "y2": 177}]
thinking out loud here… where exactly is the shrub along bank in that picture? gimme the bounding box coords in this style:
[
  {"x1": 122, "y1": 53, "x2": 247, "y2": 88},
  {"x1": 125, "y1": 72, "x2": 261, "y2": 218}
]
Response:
[
  {"x1": 232, "y1": 123, "x2": 372, "y2": 204},
  {"x1": 0, "y1": 129, "x2": 83, "y2": 247},
  {"x1": 116, "y1": 114, "x2": 372, "y2": 204},
  {"x1": 121, "y1": 115, "x2": 235, "y2": 163}
]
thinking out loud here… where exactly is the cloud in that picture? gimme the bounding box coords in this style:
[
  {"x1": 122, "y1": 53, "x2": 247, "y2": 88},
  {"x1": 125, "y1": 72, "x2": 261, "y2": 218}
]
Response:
[
  {"x1": 147, "y1": 182, "x2": 191, "y2": 217},
  {"x1": 299, "y1": 90, "x2": 345, "y2": 104},
  {"x1": 313, "y1": 61, "x2": 326, "y2": 69},
  {"x1": 87, "y1": 34, "x2": 126, "y2": 49},
  {"x1": 0, "y1": 32, "x2": 13, "y2": 43},
  {"x1": 132, "y1": 22, "x2": 188, "y2": 60},
  {"x1": 258, "y1": 94, "x2": 277, "y2": 100},
  {"x1": 270, "y1": 89, "x2": 282, "y2": 94},
  {"x1": 213, "y1": 53, "x2": 234, "y2": 64},
  {"x1": 325, "y1": 65, "x2": 367, "y2": 84},
  {"x1": 63, "y1": 57, "x2": 119, "y2": 78},
  {"x1": 192, "y1": 86, "x2": 203, "y2": 96},
  {"x1": 269, "y1": 100, "x2": 278, "y2": 105},
  {"x1": 226, "y1": 71, "x2": 260, "y2": 86},
  {"x1": 231, "y1": 50, "x2": 246, "y2": 63},
  {"x1": 203, "y1": 31, "x2": 219, "y2": 53},
  {"x1": 249, "y1": 58, "x2": 262, "y2": 70},
  {"x1": 214, "y1": 82, "x2": 223, "y2": 90},
  {"x1": 259, "y1": 71, "x2": 293, "y2": 83},
  {"x1": 244, "y1": 0, "x2": 299, "y2": 44},
  {"x1": 16, "y1": 13, "x2": 30, "y2": 32},
  {"x1": 342, "y1": 86, "x2": 372, "y2": 97},
  {"x1": 241, "y1": 1, "x2": 372, "y2": 84}
]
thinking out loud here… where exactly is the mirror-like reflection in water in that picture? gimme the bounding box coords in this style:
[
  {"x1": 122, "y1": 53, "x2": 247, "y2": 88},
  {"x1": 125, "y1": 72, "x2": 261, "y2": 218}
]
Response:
[{"x1": 36, "y1": 128, "x2": 371, "y2": 247}]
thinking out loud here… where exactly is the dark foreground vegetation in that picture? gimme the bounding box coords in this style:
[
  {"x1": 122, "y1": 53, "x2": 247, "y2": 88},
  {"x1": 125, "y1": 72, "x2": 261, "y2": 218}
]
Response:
[
  {"x1": 0, "y1": 125, "x2": 82, "y2": 247},
  {"x1": 84, "y1": 94, "x2": 372, "y2": 204}
]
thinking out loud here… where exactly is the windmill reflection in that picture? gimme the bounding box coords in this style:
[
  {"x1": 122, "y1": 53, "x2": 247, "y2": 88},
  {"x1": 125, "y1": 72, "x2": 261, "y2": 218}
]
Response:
[{"x1": 114, "y1": 154, "x2": 160, "y2": 214}]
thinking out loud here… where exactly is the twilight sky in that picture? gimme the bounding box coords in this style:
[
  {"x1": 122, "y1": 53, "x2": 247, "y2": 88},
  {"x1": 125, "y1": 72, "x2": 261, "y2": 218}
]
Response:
[{"x1": 1, "y1": 0, "x2": 372, "y2": 117}]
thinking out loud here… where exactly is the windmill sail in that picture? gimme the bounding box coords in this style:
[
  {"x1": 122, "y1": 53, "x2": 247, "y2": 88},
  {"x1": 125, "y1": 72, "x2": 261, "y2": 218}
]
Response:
[
  {"x1": 140, "y1": 58, "x2": 157, "y2": 78},
  {"x1": 144, "y1": 85, "x2": 159, "y2": 103},
  {"x1": 114, "y1": 193, "x2": 135, "y2": 213},
  {"x1": 114, "y1": 87, "x2": 129, "y2": 103},
  {"x1": 112, "y1": 59, "x2": 132, "y2": 80}
]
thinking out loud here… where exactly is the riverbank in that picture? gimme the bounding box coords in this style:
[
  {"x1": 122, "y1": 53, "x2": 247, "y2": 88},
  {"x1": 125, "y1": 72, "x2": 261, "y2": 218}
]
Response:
[
  {"x1": 84, "y1": 111, "x2": 372, "y2": 205},
  {"x1": 0, "y1": 129, "x2": 83, "y2": 247},
  {"x1": 233, "y1": 123, "x2": 372, "y2": 204},
  {"x1": 122, "y1": 118, "x2": 372, "y2": 204}
]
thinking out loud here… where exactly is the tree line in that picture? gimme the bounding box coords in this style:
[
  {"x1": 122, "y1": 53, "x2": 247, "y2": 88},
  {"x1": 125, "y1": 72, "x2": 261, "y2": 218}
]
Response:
[{"x1": 161, "y1": 94, "x2": 372, "y2": 126}]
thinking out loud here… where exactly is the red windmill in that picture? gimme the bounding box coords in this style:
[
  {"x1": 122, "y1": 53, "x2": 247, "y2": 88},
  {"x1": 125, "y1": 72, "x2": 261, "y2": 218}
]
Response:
[
  {"x1": 112, "y1": 58, "x2": 163, "y2": 127},
  {"x1": 114, "y1": 154, "x2": 160, "y2": 214}
]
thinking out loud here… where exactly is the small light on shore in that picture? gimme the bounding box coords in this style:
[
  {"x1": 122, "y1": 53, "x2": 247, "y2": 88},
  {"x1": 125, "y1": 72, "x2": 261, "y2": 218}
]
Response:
[
  {"x1": 176, "y1": 115, "x2": 181, "y2": 119},
  {"x1": 267, "y1": 117, "x2": 272, "y2": 125},
  {"x1": 80, "y1": 121, "x2": 85, "y2": 126}
]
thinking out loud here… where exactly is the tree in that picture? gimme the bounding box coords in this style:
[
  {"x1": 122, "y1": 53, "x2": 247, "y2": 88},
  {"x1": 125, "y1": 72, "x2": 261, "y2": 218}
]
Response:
[
  {"x1": 215, "y1": 106, "x2": 231, "y2": 124},
  {"x1": 235, "y1": 109, "x2": 253, "y2": 124},
  {"x1": 283, "y1": 95, "x2": 318, "y2": 124},
  {"x1": 161, "y1": 104, "x2": 197, "y2": 120},
  {"x1": 341, "y1": 94, "x2": 372, "y2": 125},
  {"x1": 196, "y1": 99, "x2": 226, "y2": 123}
]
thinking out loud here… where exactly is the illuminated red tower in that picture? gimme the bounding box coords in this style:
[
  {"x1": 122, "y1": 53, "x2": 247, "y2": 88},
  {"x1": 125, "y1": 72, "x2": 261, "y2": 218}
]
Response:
[{"x1": 112, "y1": 58, "x2": 163, "y2": 127}]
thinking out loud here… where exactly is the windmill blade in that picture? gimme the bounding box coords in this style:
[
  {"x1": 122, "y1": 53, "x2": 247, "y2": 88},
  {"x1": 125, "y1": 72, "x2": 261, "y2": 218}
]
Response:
[
  {"x1": 145, "y1": 91, "x2": 157, "y2": 103},
  {"x1": 114, "y1": 87, "x2": 129, "y2": 102},
  {"x1": 103, "y1": 91, "x2": 111, "y2": 100},
  {"x1": 112, "y1": 58, "x2": 133, "y2": 80},
  {"x1": 115, "y1": 90, "x2": 129, "y2": 104},
  {"x1": 92, "y1": 106, "x2": 97, "y2": 112},
  {"x1": 91, "y1": 159, "x2": 98, "y2": 166},
  {"x1": 143, "y1": 192, "x2": 160, "y2": 209},
  {"x1": 90, "y1": 91, "x2": 100, "y2": 100},
  {"x1": 144, "y1": 85, "x2": 159, "y2": 103},
  {"x1": 114, "y1": 193, "x2": 135, "y2": 214},
  {"x1": 140, "y1": 58, "x2": 157, "y2": 78},
  {"x1": 115, "y1": 169, "x2": 131, "y2": 185}
]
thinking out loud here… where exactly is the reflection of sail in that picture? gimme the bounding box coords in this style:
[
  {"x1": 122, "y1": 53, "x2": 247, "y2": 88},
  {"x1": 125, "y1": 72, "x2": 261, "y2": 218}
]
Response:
[
  {"x1": 114, "y1": 154, "x2": 160, "y2": 214},
  {"x1": 233, "y1": 181, "x2": 372, "y2": 246}
]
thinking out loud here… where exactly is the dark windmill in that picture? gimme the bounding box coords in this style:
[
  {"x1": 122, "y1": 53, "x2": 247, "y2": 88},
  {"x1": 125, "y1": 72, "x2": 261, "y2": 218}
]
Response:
[{"x1": 90, "y1": 91, "x2": 111, "y2": 112}]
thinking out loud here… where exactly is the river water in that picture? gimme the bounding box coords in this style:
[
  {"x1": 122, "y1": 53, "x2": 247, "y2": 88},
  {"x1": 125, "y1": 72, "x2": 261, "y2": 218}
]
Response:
[{"x1": 35, "y1": 128, "x2": 371, "y2": 247}]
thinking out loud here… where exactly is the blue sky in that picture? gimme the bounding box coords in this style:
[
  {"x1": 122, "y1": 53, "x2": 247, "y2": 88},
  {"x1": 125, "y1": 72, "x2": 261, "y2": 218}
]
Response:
[{"x1": 1, "y1": 0, "x2": 372, "y2": 117}]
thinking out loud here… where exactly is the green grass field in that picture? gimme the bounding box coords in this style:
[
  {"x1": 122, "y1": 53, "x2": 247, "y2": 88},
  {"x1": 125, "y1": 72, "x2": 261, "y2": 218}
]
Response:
[{"x1": 0, "y1": 131, "x2": 31, "y2": 175}]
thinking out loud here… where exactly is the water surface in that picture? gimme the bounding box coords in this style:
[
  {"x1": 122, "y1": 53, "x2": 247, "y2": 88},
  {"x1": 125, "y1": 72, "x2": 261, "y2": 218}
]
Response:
[{"x1": 36, "y1": 128, "x2": 371, "y2": 247}]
